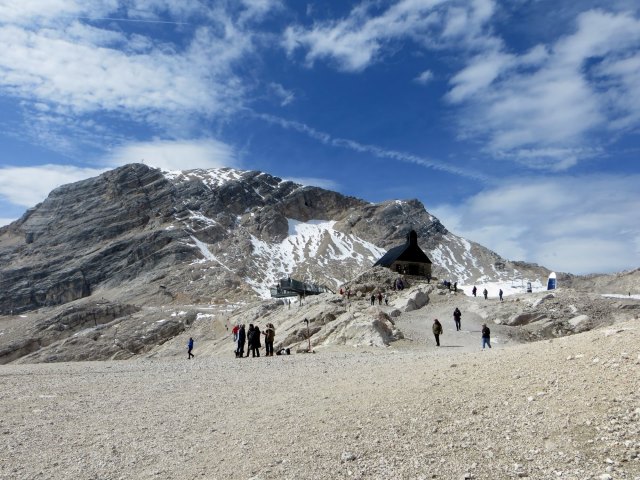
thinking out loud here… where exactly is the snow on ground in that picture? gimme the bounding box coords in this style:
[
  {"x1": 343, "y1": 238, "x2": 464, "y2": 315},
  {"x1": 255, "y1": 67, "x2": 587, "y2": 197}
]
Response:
[
  {"x1": 247, "y1": 219, "x2": 386, "y2": 297},
  {"x1": 458, "y1": 279, "x2": 546, "y2": 298},
  {"x1": 602, "y1": 294, "x2": 640, "y2": 300}
]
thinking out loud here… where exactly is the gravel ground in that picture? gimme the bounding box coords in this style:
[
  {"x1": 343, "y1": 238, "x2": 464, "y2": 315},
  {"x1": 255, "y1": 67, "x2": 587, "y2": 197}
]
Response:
[{"x1": 1, "y1": 316, "x2": 639, "y2": 480}]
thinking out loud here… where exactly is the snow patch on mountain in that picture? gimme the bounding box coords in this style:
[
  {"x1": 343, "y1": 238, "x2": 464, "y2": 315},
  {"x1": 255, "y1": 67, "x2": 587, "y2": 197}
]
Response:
[
  {"x1": 163, "y1": 167, "x2": 245, "y2": 188},
  {"x1": 245, "y1": 219, "x2": 387, "y2": 298}
]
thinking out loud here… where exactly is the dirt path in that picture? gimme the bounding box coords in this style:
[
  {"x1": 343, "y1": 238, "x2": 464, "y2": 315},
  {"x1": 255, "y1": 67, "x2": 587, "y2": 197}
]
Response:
[{"x1": 390, "y1": 292, "x2": 523, "y2": 353}]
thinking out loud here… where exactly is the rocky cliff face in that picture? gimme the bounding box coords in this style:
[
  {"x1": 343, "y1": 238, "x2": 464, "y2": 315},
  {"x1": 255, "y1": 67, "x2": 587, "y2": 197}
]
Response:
[{"x1": 0, "y1": 163, "x2": 549, "y2": 315}]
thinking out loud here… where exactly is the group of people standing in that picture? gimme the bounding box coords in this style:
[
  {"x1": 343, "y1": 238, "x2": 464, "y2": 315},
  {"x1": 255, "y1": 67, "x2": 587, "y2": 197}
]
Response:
[
  {"x1": 471, "y1": 286, "x2": 504, "y2": 301},
  {"x1": 232, "y1": 323, "x2": 276, "y2": 358},
  {"x1": 431, "y1": 307, "x2": 492, "y2": 349},
  {"x1": 369, "y1": 291, "x2": 389, "y2": 306}
]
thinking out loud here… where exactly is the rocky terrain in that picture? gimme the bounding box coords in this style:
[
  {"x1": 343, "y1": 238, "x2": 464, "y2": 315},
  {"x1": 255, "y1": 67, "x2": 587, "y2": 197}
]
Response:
[{"x1": 1, "y1": 311, "x2": 638, "y2": 479}]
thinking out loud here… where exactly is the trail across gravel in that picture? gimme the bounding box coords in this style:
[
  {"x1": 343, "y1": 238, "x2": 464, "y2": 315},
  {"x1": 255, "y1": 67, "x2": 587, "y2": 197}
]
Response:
[{"x1": 1, "y1": 318, "x2": 639, "y2": 480}]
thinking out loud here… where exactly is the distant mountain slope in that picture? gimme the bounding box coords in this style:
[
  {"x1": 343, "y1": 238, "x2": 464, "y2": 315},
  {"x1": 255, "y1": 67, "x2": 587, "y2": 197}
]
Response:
[{"x1": 0, "y1": 163, "x2": 550, "y2": 314}]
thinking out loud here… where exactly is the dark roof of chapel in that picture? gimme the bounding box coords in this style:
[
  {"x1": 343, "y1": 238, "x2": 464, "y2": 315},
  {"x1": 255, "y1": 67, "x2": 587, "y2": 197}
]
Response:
[{"x1": 373, "y1": 230, "x2": 432, "y2": 267}]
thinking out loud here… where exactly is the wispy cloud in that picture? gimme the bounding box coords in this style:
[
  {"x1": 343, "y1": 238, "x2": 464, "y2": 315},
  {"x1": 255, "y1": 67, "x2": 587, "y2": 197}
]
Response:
[
  {"x1": 448, "y1": 9, "x2": 640, "y2": 169},
  {"x1": 414, "y1": 70, "x2": 434, "y2": 85},
  {"x1": 0, "y1": 0, "x2": 268, "y2": 156},
  {"x1": 255, "y1": 112, "x2": 491, "y2": 183},
  {"x1": 432, "y1": 174, "x2": 640, "y2": 274},
  {"x1": 269, "y1": 82, "x2": 295, "y2": 106},
  {"x1": 283, "y1": 0, "x2": 497, "y2": 72}
]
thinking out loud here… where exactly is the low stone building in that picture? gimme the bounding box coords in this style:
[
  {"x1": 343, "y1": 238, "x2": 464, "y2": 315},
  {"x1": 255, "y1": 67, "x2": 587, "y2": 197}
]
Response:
[{"x1": 373, "y1": 230, "x2": 432, "y2": 277}]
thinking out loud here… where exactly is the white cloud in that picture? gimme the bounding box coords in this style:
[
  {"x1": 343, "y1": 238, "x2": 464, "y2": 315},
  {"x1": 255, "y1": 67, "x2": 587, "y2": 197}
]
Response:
[
  {"x1": 283, "y1": 0, "x2": 496, "y2": 72},
  {"x1": 431, "y1": 175, "x2": 640, "y2": 274},
  {"x1": 0, "y1": 164, "x2": 107, "y2": 208},
  {"x1": 0, "y1": 0, "x2": 266, "y2": 154},
  {"x1": 414, "y1": 70, "x2": 434, "y2": 85},
  {"x1": 269, "y1": 83, "x2": 295, "y2": 106},
  {"x1": 448, "y1": 9, "x2": 640, "y2": 169},
  {"x1": 0, "y1": 23, "x2": 249, "y2": 117},
  {"x1": 105, "y1": 139, "x2": 238, "y2": 171}
]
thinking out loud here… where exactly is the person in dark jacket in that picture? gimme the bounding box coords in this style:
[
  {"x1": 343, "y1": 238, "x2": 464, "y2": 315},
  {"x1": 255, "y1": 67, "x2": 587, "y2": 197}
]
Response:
[
  {"x1": 187, "y1": 337, "x2": 194, "y2": 359},
  {"x1": 453, "y1": 308, "x2": 462, "y2": 331},
  {"x1": 472, "y1": 286, "x2": 477, "y2": 297},
  {"x1": 236, "y1": 325, "x2": 246, "y2": 358},
  {"x1": 481, "y1": 323, "x2": 491, "y2": 349},
  {"x1": 499, "y1": 289, "x2": 504, "y2": 302},
  {"x1": 252, "y1": 325, "x2": 261, "y2": 357},
  {"x1": 483, "y1": 288, "x2": 488, "y2": 300},
  {"x1": 246, "y1": 324, "x2": 255, "y2": 357},
  {"x1": 432, "y1": 319, "x2": 443, "y2": 347}
]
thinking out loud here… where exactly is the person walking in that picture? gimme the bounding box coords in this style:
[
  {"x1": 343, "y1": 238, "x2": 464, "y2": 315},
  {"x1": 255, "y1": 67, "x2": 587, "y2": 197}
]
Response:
[
  {"x1": 432, "y1": 319, "x2": 443, "y2": 347},
  {"x1": 377, "y1": 292, "x2": 383, "y2": 305},
  {"x1": 472, "y1": 286, "x2": 477, "y2": 297},
  {"x1": 236, "y1": 325, "x2": 246, "y2": 357},
  {"x1": 481, "y1": 323, "x2": 491, "y2": 349},
  {"x1": 483, "y1": 288, "x2": 488, "y2": 300},
  {"x1": 263, "y1": 323, "x2": 275, "y2": 357},
  {"x1": 232, "y1": 324, "x2": 239, "y2": 341},
  {"x1": 453, "y1": 307, "x2": 462, "y2": 331},
  {"x1": 187, "y1": 337, "x2": 194, "y2": 359},
  {"x1": 370, "y1": 294, "x2": 376, "y2": 306},
  {"x1": 499, "y1": 289, "x2": 504, "y2": 302}
]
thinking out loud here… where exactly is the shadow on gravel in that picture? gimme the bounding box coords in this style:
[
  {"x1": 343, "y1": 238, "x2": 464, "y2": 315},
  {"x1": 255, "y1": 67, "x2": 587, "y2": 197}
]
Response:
[{"x1": 438, "y1": 345, "x2": 464, "y2": 348}]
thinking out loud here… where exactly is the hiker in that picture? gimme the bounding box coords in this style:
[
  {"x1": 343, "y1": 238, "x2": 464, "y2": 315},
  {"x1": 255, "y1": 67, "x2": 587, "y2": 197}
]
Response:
[
  {"x1": 432, "y1": 319, "x2": 443, "y2": 347},
  {"x1": 236, "y1": 325, "x2": 246, "y2": 357},
  {"x1": 499, "y1": 289, "x2": 504, "y2": 302},
  {"x1": 472, "y1": 286, "x2": 477, "y2": 297},
  {"x1": 483, "y1": 288, "x2": 488, "y2": 300},
  {"x1": 248, "y1": 324, "x2": 261, "y2": 357},
  {"x1": 453, "y1": 282, "x2": 457, "y2": 292},
  {"x1": 481, "y1": 323, "x2": 491, "y2": 349},
  {"x1": 377, "y1": 292, "x2": 383, "y2": 305},
  {"x1": 232, "y1": 324, "x2": 239, "y2": 341},
  {"x1": 246, "y1": 324, "x2": 254, "y2": 357},
  {"x1": 453, "y1": 307, "x2": 462, "y2": 331},
  {"x1": 187, "y1": 337, "x2": 194, "y2": 359},
  {"x1": 263, "y1": 323, "x2": 275, "y2": 357},
  {"x1": 370, "y1": 294, "x2": 375, "y2": 306},
  {"x1": 384, "y1": 294, "x2": 389, "y2": 306}
]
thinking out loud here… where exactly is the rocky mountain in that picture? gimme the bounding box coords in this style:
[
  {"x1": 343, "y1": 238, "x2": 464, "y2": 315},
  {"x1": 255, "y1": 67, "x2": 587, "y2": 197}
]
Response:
[
  {"x1": 9, "y1": 162, "x2": 619, "y2": 364},
  {"x1": 0, "y1": 163, "x2": 549, "y2": 316}
]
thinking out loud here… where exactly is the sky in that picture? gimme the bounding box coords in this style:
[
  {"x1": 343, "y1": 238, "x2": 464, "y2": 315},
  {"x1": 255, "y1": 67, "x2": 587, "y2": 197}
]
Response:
[{"x1": 0, "y1": 0, "x2": 639, "y2": 275}]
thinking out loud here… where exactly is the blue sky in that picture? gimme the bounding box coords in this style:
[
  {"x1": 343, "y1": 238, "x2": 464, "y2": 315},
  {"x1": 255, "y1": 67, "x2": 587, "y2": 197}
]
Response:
[{"x1": 0, "y1": 0, "x2": 639, "y2": 275}]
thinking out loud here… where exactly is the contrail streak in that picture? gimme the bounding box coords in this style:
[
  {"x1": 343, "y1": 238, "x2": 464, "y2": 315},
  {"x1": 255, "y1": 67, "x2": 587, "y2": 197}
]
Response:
[
  {"x1": 253, "y1": 112, "x2": 492, "y2": 184},
  {"x1": 76, "y1": 16, "x2": 190, "y2": 25}
]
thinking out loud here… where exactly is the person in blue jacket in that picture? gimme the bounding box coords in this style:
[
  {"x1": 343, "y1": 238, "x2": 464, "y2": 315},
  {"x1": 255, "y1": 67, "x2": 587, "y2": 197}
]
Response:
[{"x1": 187, "y1": 337, "x2": 194, "y2": 359}]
